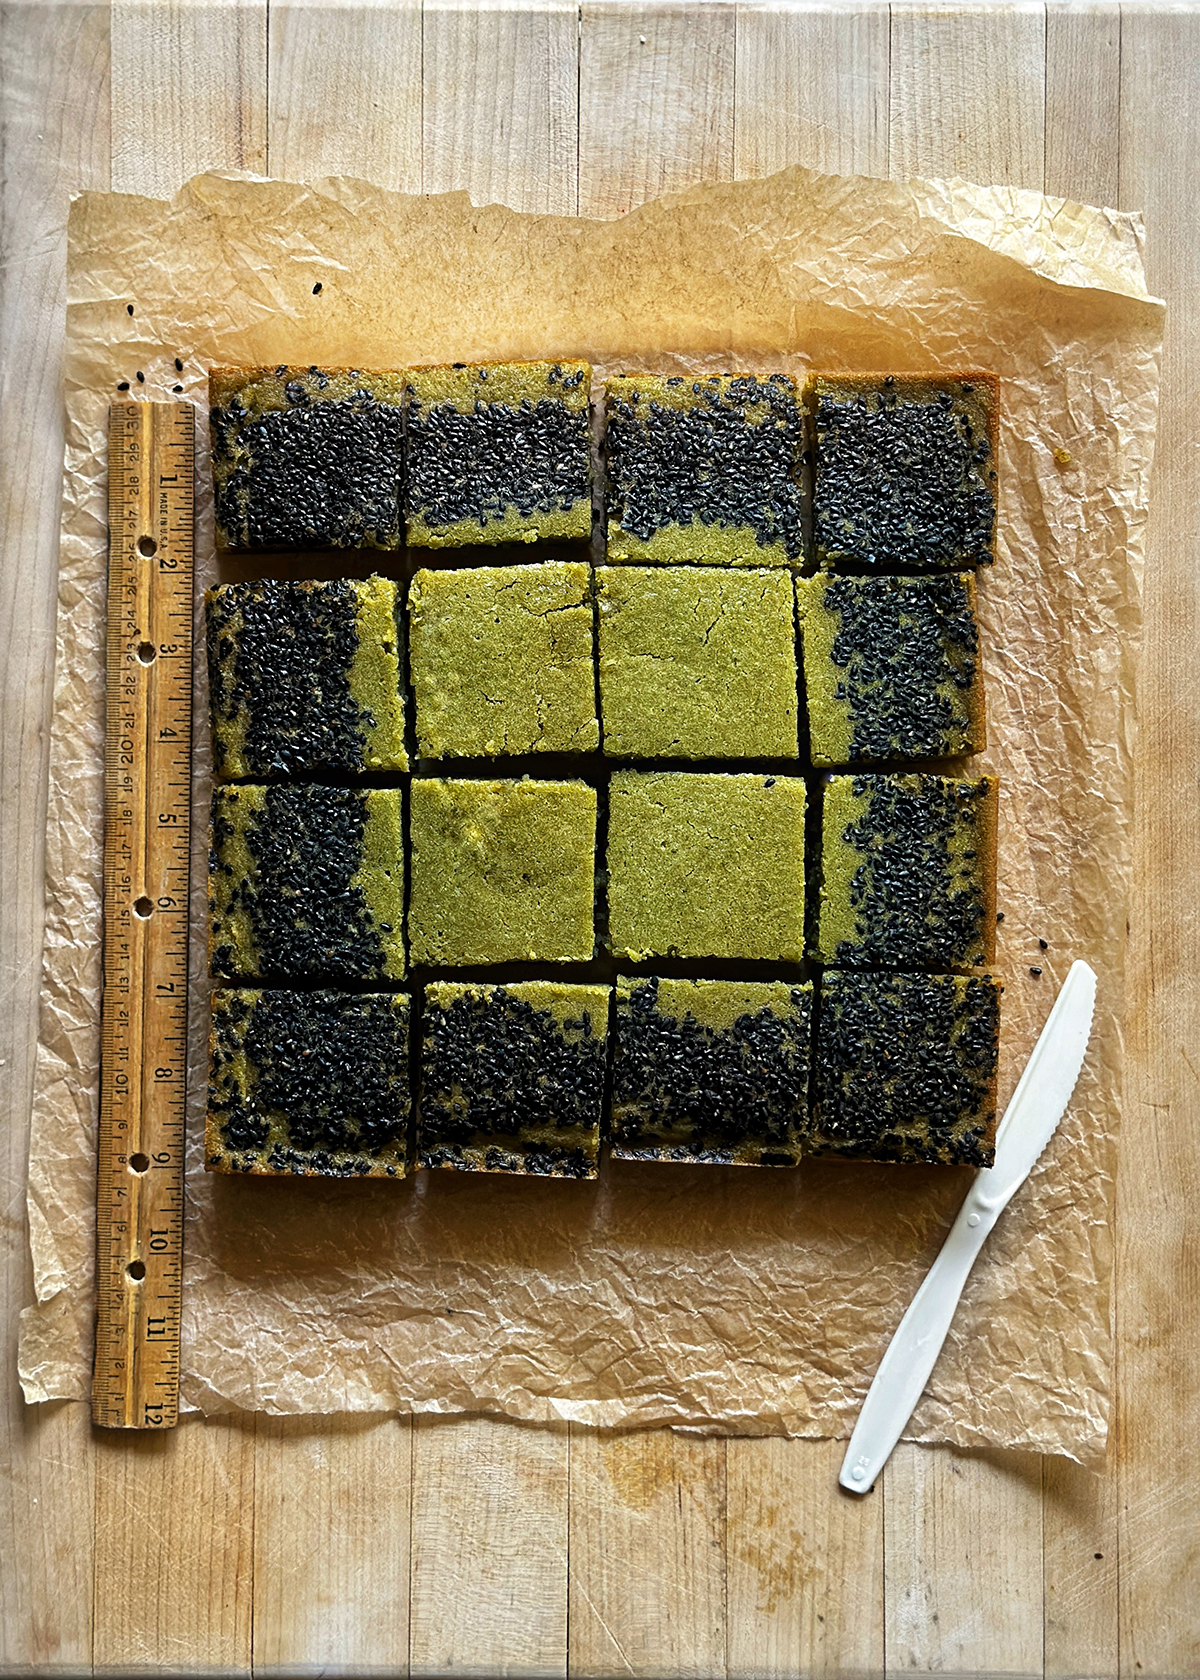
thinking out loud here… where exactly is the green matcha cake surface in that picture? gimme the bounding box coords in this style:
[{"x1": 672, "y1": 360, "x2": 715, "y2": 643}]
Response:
[
  {"x1": 798, "y1": 572, "x2": 985, "y2": 766},
  {"x1": 209, "y1": 784, "x2": 405, "y2": 984},
  {"x1": 597, "y1": 566, "x2": 798, "y2": 759},
  {"x1": 405, "y1": 360, "x2": 592, "y2": 548},
  {"x1": 811, "y1": 970, "x2": 1001, "y2": 1165},
  {"x1": 607, "y1": 771, "x2": 806, "y2": 961},
  {"x1": 207, "y1": 989, "x2": 411, "y2": 1177},
  {"x1": 206, "y1": 575, "x2": 408, "y2": 780},
  {"x1": 817, "y1": 772, "x2": 997, "y2": 970},
  {"x1": 209, "y1": 365, "x2": 406, "y2": 550},
  {"x1": 604, "y1": 373, "x2": 805, "y2": 565},
  {"x1": 409, "y1": 562, "x2": 598, "y2": 757},
  {"x1": 408, "y1": 777, "x2": 597, "y2": 965},
  {"x1": 611, "y1": 977, "x2": 811, "y2": 1165},
  {"x1": 420, "y1": 981, "x2": 610, "y2": 1176},
  {"x1": 811, "y1": 373, "x2": 998, "y2": 571}
]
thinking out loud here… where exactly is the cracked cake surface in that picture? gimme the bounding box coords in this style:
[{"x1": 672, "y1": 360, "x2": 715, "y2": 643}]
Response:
[
  {"x1": 607, "y1": 770, "x2": 806, "y2": 961},
  {"x1": 597, "y1": 566, "x2": 798, "y2": 759},
  {"x1": 409, "y1": 562, "x2": 598, "y2": 758}
]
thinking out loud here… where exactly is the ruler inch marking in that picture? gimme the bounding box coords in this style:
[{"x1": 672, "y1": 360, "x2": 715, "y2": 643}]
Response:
[{"x1": 92, "y1": 401, "x2": 194, "y2": 1431}]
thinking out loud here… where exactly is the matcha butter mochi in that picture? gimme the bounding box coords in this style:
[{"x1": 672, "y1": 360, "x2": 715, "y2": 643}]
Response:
[
  {"x1": 408, "y1": 777, "x2": 597, "y2": 965},
  {"x1": 817, "y1": 772, "x2": 997, "y2": 971},
  {"x1": 604, "y1": 373, "x2": 805, "y2": 565},
  {"x1": 798, "y1": 572, "x2": 985, "y2": 766},
  {"x1": 209, "y1": 784, "x2": 405, "y2": 984},
  {"x1": 811, "y1": 970, "x2": 1002, "y2": 1166},
  {"x1": 207, "y1": 989, "x2": 411, "y2": 1177},
  {"x1": 409, "y1": 562, "x2": 598, "y2": 757},
  {"x1": 611, "y1": 977, "x2": 812, "y2": 1166},
  {"x1": 811, "y1": 373, "x2": 999, "y2": 571},
  {"x1": 597, "y1": 566, "x2": 798, "y2": 759},
  {"x1": 405, "y1": 360, "x2": 592, "y2": 548},
  {"x1": 206, "y1": 575, "x2": 408, "y2": 780},
  {"x1": 209, "y1": 365, "x2": 406, "y2": 550},
  {"x1": 420, "y1": 981, "x2": 610, "y2": 1177},
  {"x1": 607, "y1": 771, "x2": 806, "y2": 961}
]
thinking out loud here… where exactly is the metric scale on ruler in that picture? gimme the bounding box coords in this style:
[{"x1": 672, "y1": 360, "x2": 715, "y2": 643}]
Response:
[{"x1": 92, "y1": 402, "x2": 195, "y2": 1430}]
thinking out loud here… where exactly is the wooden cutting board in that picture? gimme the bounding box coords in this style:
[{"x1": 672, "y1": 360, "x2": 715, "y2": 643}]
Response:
[{"x1": 2, "y1": 4, "x2": 1197, "y2": 1675}]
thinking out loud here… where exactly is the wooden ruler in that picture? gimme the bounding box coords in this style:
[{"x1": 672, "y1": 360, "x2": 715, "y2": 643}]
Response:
[{"x1": 92, "y1": 402, "x2": 195, "y2": 1430}]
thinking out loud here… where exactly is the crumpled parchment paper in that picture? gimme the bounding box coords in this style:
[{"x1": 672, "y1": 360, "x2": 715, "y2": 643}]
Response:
[{"x1": 19, "y1": 166, "x2": 1163, "y2": 1464}]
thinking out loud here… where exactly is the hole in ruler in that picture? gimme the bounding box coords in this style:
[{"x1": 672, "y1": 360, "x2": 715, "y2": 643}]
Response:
[
  {"x1": 126, "y1": 1260, "x2": 146, "y2": 1282},
  {"x1": 137, "y1": 534, "x2": 157, "y2": 558},
  {"x1": 133, "y1": 896, "x2": 154, "y2": 919},
  {"x1": 129, "y1": 1153, "x2": 150, "y2": 1174},
  {"x1": 137, "y1": 641, "x2": 157, "y2": 664}
]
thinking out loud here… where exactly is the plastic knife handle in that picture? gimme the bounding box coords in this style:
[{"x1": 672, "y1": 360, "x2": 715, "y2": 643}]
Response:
[{"x1": 838, "y1": 1181, "x2": 1002, "y2": 1493}]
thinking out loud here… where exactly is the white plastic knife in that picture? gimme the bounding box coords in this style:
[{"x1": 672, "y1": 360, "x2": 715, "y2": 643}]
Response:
[{"x1": 838, "y1": 958, "x2": 1097, "y2": 1494}]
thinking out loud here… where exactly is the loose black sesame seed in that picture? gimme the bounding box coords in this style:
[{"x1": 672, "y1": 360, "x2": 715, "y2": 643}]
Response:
[
  {"x1": 117, "y1": 382, "x2": 130, "y2": 392},
  {"x1": 126, "y1": 304, "x2": 134, "y2": 316},
  {"x1": 996, "y1": 911, "x2": 1005, "y2": 922},
  {"x1": 175, "y1": 357, "x2": 184, "y2": 371},
  {"x1": 1030, "y1": 966, "x2": 1042, "y2": 977},
  {"x1": 312, "y1": 282, "x2": 323, "y2": 294},
  {"x1": 172, "y1": 385, "x2": 183, "y2": 394},
  {"x1": 1038, "y1": 938, "x2": 1049, "y2": 950},
  {"x1": 136, "y1": 371, "x2": 144, "y2": 383}
]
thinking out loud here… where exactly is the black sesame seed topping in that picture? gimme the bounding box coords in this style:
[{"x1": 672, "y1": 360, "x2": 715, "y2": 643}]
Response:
[
  {"x1": 814, "y1": 384, "x2": 996, "y2": 569},
  {"x1": 209, "y1": 989, "x2": 410, "y2": 1169},
  {"x1": 606, "y1": 376, "x2": 804, "y2": 559},
  {"x1": 1030, "y1": 966, "x2": 1042, "y2": 977},
  {"x1": 828, "y1": 774, "x2": 991, "y2": 970},
  {"x1": 206, "y1": 578, "x2": 384, "y2": 778},
  {"x1": 611, "y1": 978, "x2": 810, "y2": 1164},
  {"x1": 420, "y1": 986, "x2": 606, "y2": 1177},
  {"x1": 211, "y1": 376, "x2": 404, "y2": 549},
  {"x1": 405, "y1": 389, "x2": 590, "y2": 534},
  {"x1": 210, "y1": 785, "x2": 393, "y2": 983},
  {"x1": 813, "y1": 971, "x2": 999, "y2": 1165},
  {"x1": 815, "y1": 574, "x2": 979, "y2": 762},
  {"x1": 1038, "y1": 938, "x2": 1048, "y2": 950}
]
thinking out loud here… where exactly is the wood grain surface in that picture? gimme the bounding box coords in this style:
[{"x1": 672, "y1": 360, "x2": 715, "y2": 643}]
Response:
[{"x1": 2, "y1": 3, "x2": 1198, "y2": 1674}]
